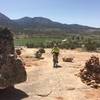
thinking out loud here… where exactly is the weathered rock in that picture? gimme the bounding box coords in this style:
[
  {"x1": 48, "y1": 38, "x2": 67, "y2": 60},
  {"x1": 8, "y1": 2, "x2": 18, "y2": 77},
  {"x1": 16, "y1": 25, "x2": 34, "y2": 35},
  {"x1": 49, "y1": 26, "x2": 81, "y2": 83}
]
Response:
[
  {"x1": 38, "y1": 48, "x2": 45, "y2": 53},
  {"x1": 62, "y1": 57, "x2": 73, "y2": 62},
  {"x1": 34, "y1": 48, "x2": 45, "y2": 59},
  {"x1": 79, "y1": 56, "x2": 100, "y2": 88},
  {"x1": 0, "y1": 28, "x2": 27, "y2": 88}
]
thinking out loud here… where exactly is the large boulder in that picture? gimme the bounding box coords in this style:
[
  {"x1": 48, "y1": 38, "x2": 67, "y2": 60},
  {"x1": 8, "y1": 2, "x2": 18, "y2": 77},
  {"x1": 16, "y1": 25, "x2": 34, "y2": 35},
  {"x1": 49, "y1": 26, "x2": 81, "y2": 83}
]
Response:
[
  {"x1": 0, "y1": 28, "x2": 27, "y2": 88},
  {"x1": 79, "y1": 56, "x2": 100, "y2": 88}
]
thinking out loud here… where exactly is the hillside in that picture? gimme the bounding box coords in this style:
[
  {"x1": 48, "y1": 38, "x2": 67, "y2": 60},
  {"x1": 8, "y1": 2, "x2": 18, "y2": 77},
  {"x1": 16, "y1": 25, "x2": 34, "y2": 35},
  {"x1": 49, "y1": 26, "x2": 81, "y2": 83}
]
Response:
[
  {"x1": 0, "y1": 13, "x2": 21, "y2": 32},
  {"x1": 0, "y1": 12, "x2": 100, "y2": 36}
]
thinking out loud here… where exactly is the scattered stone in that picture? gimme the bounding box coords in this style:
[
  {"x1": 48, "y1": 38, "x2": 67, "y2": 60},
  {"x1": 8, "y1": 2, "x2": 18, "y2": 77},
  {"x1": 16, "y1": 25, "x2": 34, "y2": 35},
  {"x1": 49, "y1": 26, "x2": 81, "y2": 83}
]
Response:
[
  {"x1": 67, "y1": 87, "x2": 75, "y2": 90},
  {"x1": 62, "y1": 57, "x2": 73, "y2": 62},
  {"x1": 55, "y1": 96, "x2": 64, "y2": 100},
  {"x1": 36, "y1": 91, "x2": 52, "y2": 97}
]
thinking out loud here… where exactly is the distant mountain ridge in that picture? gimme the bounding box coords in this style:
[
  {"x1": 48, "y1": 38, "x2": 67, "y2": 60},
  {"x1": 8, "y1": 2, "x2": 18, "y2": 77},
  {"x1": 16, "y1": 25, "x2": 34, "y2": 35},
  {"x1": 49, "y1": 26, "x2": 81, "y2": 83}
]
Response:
[{"x1": 0, "y1": 12, "x2": 100, "y2": 36}]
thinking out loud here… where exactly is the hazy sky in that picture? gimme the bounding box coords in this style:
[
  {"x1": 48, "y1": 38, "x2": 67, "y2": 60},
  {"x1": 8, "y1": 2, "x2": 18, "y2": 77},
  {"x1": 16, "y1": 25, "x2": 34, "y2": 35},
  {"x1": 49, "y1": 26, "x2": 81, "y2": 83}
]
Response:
[{"x1": 0, "y1": 0, "x2": 100, "y2": 27}]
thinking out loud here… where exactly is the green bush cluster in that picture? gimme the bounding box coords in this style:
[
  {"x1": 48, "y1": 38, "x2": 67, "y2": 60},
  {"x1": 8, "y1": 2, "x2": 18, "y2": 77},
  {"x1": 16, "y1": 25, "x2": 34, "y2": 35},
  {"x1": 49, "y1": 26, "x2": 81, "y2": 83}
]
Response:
[{"x1": 84, "y1": 38, "x2": 97, "y2": 51}]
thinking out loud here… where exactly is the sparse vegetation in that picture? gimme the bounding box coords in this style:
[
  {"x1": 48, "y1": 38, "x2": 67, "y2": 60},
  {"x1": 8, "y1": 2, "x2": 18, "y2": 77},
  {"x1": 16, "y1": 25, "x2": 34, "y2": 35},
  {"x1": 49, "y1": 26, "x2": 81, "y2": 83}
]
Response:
[
  {"x1": 15, "y1": 35, "x2": 100, "y2": 51},
  {"x1": 14, "y1": 35, "x2": 100, "y2": 51},
  {"x1": 84, "y1": 38, "x2": 97, "y2": 51}
]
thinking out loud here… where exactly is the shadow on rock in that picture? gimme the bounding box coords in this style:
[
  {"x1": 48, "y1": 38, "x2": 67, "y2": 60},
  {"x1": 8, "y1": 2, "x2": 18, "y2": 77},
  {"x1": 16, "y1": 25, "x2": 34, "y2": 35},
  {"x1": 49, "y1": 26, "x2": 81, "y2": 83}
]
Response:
[
  {"x1": 0, "y1": 88, "x2": 28, "y2": 100},
  {"x1": 54, "y1": 65, "x2": 62, "y2": 68}
]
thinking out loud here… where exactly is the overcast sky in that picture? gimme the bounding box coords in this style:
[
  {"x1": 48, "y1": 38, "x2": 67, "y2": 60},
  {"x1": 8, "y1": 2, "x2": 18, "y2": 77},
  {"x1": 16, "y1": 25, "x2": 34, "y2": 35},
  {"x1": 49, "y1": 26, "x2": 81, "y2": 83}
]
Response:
[{"x1": 0, "y1": 0, "x2": 100, "y2": 27}]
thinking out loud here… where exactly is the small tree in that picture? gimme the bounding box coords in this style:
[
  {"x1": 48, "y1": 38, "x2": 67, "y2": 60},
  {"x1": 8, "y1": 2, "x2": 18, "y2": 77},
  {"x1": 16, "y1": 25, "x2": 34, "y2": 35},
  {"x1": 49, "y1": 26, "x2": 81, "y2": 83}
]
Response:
[{"x1": 85, "y1": 39, "x2": 97, "y2": 51}]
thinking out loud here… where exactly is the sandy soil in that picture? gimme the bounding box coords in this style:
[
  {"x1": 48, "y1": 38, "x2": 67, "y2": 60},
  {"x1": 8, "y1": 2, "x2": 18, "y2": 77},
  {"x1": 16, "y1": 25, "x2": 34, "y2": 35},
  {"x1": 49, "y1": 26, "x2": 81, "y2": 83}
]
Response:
[{"x1": 14, "y1": 48, "x2": 100, "y2": 100}]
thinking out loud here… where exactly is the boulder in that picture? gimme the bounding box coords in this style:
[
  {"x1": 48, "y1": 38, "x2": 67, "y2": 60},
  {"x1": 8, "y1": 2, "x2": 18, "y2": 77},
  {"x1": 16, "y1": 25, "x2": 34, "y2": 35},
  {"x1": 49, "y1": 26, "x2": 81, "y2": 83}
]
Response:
[
  {"x1": 0, "y1": 28, "x2": 27, "y2": 88},
  {"x1": 34, "y1": 48, "x2": 45, "y2": 59},
  {"x1": 79, "y1": 56, "x2": 100, "y2": 88},
  {"x1": 62, "y1": 57, "x2": 73, "y2": 62}
]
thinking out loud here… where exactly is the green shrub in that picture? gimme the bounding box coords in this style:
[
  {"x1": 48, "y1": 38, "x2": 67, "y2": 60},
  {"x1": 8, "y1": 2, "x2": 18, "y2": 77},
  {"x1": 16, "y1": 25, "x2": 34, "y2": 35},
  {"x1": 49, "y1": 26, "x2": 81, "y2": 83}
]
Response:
[{"x1": 85, "y1": 39, "x2": 97, "y2": 51}]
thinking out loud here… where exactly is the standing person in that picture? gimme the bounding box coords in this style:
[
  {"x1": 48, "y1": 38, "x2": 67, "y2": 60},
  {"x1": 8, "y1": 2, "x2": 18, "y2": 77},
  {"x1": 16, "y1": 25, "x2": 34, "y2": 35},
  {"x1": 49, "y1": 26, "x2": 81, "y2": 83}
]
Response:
[{"x1": 51, "y1": 44, "x2": 60, "y2": 68}]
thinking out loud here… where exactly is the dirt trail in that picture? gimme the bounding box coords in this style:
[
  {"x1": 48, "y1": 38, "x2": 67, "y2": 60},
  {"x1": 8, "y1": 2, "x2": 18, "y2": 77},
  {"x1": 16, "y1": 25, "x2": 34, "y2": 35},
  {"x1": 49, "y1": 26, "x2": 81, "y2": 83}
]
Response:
[{"x1": 16, "y1": 48, "x2": 100, "y2": 100}]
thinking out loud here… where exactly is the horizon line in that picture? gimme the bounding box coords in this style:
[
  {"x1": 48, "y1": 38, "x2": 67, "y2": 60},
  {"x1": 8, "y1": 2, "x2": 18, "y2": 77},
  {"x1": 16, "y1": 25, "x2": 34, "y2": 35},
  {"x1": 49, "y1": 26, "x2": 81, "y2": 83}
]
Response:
[{"x1": 0, "y1": 12, "x2": 100, "y2": 28}]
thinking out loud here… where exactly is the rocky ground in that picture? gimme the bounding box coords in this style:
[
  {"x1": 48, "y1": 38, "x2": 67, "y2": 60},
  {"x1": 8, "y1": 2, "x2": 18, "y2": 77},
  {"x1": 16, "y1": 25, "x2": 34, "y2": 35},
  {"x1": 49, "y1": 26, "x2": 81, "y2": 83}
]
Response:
[{"x1": 1, "y1": 48, "x2": 100, "y2": 100}]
